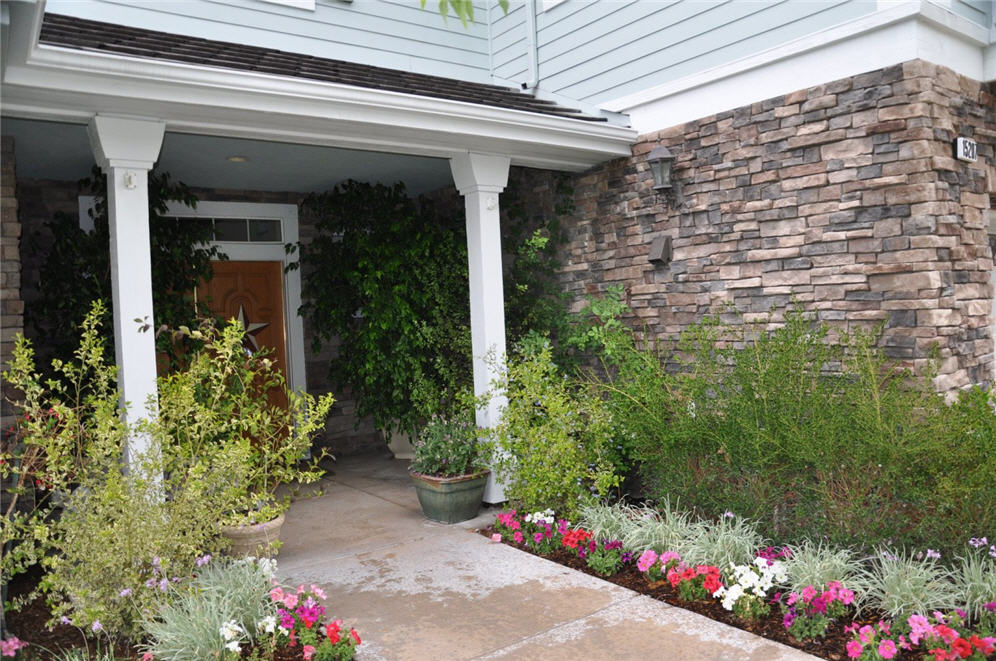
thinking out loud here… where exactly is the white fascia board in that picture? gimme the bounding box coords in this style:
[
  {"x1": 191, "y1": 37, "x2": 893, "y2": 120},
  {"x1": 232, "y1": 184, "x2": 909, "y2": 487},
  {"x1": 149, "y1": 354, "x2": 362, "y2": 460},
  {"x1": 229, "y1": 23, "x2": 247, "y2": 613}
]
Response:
[
  {"x1": 984, "y1": 43, "x2": 996, "y2": 80},
  {"x1": 1, "y1": 23, "x2": 634, "y2": 171},
  {"x1": 603, "y1": 0, "x2": 991, "y2": 134}
]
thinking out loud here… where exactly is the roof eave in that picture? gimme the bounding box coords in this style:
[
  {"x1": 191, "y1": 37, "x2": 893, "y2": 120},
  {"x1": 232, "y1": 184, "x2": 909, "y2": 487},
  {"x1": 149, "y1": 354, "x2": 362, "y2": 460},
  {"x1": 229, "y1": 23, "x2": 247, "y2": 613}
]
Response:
[{"x1": 2, "y1": 8, "x2": 635, "y2": 171}]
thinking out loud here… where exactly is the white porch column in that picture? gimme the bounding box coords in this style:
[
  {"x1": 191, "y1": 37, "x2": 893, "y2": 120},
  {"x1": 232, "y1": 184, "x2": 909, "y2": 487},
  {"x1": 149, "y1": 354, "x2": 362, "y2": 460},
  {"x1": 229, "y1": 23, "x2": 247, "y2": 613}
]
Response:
[
  {"x1": 450, "y1": 152, "x2": 510, "y2": 503},
  {"x1": 87, "y1": 115, "x2": 165, "y2": 465}
]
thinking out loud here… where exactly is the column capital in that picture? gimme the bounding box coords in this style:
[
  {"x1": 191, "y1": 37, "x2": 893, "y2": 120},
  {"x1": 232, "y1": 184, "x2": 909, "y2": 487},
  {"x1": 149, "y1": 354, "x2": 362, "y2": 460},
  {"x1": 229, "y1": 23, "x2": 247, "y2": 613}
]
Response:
[
  {"x1": 88, "y1": 114, "x2": 166, "y2": 171},
  {"x1": 449, "y1": 152, "x2": 510, "y2": 196}
]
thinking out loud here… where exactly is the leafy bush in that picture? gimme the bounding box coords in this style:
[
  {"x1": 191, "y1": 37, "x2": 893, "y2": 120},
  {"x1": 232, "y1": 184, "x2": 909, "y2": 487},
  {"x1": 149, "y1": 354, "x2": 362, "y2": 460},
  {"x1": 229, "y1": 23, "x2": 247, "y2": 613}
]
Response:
[
  {"x1": 1, "y1": 302, "x2": 124, "y2": 588},
  {"x1": 491, "y1": 343, "x2": 621, "y2": 520},
  {"x1": 409, "y1": 414, "x2": 487, "y2": 477},
  {"x1": 580, "y1": 295, "x2": 996, "y2": 553},
  {"x1": 42, "y1": 444, "x2": 231, "y2": 641},
  {"x1": 4, "y1": 304, "x2": 332, "y2": 641},
  {"x1": 155, "y1": 319, "x2": 334, "y2": 526},
  {"x1": 298, "y1": 180, "x2": 575, "y2": 436},
  {"x1": 27, "y1": 167, "x2": 221, "y2": 369}
]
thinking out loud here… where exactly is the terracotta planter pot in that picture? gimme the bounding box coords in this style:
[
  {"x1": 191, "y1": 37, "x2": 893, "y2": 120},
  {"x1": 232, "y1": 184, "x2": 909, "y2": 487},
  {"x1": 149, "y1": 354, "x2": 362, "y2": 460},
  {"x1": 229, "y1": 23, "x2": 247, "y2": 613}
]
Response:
[
  {"x1": 409, "y1": 470, "x2": 489, "y2": 524},
  {"x1": 221, "y1": 512, "x2": 285, "y2": 558}
]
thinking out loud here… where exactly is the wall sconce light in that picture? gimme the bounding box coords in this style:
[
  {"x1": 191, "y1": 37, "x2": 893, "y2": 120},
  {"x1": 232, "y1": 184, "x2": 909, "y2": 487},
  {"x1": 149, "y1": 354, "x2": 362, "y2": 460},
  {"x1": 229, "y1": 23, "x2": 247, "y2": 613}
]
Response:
[
  {"x1": 648, "y1": 145, "x2": 681, "y2": 208},
  {"x1": 648, "y1": 235, "x2": 672, "y2": 267}
]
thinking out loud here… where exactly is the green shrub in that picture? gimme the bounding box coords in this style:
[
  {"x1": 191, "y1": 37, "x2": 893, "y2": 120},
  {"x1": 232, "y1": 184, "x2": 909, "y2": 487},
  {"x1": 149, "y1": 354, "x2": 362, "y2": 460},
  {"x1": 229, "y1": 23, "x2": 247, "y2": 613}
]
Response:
[
  {"x1": 581, "y1": 297, "x2": 996, "y2": 553},
  {"x1": 2, "y1": 301, "x2": 126, "y2": 590},
  {"x1": 155, "y1": 319, "x2": 334, "y2": 526},
  {"x1": 41, "y1": 440, "x2": 234, "y2": 641},
  {"x1": 4, "y1": 304, "x2": 330, "y2": 642},
  {"x1": 491, "y1": 343, "x2": 621, "y2": 520},
  {"x1": 409, "y1": 414, "x2": 487, "y2": 477}
]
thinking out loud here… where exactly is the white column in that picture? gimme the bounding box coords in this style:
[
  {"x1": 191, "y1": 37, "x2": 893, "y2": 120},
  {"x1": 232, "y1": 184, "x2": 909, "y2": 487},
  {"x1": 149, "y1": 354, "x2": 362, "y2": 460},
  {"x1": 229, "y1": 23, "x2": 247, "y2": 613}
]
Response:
[
  {"x1": 87, "y1": 115, "x2": 166, "y2": 466},
  {"x1": 450, "y1": 152, "x2": 510, "y2": 503}
]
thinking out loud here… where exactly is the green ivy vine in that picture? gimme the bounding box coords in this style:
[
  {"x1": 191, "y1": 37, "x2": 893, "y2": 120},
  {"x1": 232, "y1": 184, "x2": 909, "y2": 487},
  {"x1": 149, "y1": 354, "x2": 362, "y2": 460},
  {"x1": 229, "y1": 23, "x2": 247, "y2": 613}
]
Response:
[
  {"x1": 297, "y1": 176, "x2": 573, "y2": 436},
  {"x1": 27, "y1": 166, "x2": 224, "y2": 368}
]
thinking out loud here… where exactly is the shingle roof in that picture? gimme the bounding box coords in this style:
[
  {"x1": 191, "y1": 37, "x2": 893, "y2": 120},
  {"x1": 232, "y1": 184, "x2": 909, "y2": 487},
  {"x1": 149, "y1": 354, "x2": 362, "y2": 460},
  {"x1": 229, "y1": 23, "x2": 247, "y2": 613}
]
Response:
[{"x1": 39, "y1": 13, "x2": 605, "y2": 123}]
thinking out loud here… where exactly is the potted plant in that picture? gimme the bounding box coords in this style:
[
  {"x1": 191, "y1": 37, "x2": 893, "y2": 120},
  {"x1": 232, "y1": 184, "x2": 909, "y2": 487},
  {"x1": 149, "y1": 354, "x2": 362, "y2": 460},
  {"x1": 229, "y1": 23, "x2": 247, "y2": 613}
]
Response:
[
  {"x1": 155, "y1": 319, "x2": 335, "y2": 556},
  {"x1": 408, "y1": 414, "x2": 490, "y2": 524}
]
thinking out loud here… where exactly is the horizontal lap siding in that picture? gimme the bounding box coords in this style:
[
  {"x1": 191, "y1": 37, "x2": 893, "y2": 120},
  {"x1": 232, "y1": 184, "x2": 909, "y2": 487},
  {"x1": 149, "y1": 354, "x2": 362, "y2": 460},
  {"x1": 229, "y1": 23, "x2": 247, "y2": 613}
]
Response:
[
  {"x1": 951, "y1": 0, "x2": 992, "y2": 27},
  {"x1": 533, "y1": 0, "x2": 874, "y2": 106},
  {"x1": 46, "y1": 0, "x2": 492, "y2": 83},
  {"x1": 491, "y1": 1, "x2": 528, "y2": 82}
]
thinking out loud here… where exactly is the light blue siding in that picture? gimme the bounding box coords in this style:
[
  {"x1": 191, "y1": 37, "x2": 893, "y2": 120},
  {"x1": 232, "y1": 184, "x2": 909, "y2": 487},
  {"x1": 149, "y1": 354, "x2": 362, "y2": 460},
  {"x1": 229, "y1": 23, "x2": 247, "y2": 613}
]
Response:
[
  {"x1": 45, "y1": 0, "x2": 494, "y2": 83},
  {"x1": 490, "y1": 1, "x2": 528, "y2": 81},
  {"x1": 950, "y1": 0, "x2": 993, "y2": 28},
  {"x1": 491, "y1": 0, "x2": 879, "y2": 103},
  {"x1": 548, "y1": 1, "x2": 872, "y2": 104}
]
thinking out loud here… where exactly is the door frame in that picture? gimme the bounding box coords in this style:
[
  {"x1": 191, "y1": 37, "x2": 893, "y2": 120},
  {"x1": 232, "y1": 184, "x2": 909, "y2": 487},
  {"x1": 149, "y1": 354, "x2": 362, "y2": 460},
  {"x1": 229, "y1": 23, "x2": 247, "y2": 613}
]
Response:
[{"x1": 78, "y1": 197, "x2": 308, "y2": 396}]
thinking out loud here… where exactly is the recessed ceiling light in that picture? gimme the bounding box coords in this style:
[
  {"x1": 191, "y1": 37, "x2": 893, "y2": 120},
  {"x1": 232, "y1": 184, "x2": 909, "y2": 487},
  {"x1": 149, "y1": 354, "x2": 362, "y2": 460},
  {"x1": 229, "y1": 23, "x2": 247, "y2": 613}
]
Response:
[{"x1": 226, "y1": 155, "x2": 249, "y2": 163}]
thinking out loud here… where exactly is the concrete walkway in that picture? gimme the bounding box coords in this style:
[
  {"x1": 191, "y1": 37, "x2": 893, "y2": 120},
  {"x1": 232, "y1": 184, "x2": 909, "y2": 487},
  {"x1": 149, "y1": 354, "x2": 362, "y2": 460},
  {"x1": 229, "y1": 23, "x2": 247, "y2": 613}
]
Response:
[{"x1": 277, "y1": 454, "x2": 818, "y2": 660}]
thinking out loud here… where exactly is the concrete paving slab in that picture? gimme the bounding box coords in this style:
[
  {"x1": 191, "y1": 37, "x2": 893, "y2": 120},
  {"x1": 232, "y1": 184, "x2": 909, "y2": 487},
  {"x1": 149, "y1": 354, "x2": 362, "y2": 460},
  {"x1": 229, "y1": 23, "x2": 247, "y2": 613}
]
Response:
[
  {"x1": 478, "y1": 595, "x2": 813, "y2": 660},
  {"x1": 277, "y1": 455, "x2": 820, "y2": 661}
]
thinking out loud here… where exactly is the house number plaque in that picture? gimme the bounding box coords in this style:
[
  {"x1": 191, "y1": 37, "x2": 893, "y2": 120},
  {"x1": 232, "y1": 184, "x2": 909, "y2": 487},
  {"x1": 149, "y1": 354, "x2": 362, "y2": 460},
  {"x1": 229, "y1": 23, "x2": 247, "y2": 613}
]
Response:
[{"x1": 955, "y1": 137, "x2": 977, "y2": 163}]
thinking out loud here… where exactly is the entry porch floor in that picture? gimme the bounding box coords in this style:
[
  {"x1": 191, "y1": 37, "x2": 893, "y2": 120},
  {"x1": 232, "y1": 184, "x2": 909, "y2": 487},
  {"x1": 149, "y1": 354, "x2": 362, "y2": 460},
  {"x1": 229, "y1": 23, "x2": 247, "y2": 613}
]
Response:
[{"x1": 277, "y1": 453, "x2": 818, "y2": 660}]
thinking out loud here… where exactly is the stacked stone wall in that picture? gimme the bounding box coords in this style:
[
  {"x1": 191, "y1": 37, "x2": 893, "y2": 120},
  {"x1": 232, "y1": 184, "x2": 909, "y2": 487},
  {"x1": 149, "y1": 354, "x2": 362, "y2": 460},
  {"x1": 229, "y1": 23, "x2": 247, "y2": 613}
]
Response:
[
  {"x1": 1, "y1": 136, "x2": 25, "y2": 430},
  {"x1": 509, "y1": 59, "x2": 996, "y2": 391}
]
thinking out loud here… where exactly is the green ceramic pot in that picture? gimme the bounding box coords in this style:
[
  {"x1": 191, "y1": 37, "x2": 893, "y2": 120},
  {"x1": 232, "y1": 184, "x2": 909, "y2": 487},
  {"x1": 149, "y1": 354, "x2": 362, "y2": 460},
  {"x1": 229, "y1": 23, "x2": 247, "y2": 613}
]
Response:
[{"x1": 409, "y1": 470, "x2": 489, "y2": 524}]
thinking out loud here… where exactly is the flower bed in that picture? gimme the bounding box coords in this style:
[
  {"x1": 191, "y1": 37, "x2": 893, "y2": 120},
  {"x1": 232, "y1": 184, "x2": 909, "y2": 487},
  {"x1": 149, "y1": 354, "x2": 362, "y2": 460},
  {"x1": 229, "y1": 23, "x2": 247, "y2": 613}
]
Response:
[
  {"x1": 488, "y1": 507, "x2": 996, "y2": 660},
  {"x1": 2, "y1": 558, "x2": 359, "y2": 660}
]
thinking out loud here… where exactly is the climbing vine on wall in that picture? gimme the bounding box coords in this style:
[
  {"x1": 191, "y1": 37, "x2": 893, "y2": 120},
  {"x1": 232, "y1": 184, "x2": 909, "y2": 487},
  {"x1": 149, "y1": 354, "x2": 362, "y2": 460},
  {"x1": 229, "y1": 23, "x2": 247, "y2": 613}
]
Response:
[
  {"x1": 27, "y1": 166, "x2": 223, "y2": 368},
  {"x1": 297, "y1": 176, "x2": 574, "y2": 436}
]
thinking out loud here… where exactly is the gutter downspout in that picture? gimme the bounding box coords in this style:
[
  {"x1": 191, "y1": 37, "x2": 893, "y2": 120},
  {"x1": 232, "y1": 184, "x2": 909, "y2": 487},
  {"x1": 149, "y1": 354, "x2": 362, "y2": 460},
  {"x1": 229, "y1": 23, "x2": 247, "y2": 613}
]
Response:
[{"x1": 521, "y1": 0, "x2": 538, "y2": 91}]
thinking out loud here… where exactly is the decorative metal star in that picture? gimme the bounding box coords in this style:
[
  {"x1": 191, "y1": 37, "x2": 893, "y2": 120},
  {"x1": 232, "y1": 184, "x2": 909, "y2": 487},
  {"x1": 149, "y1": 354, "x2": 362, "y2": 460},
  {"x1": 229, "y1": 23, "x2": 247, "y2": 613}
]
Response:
[{"x1": 236, "y1": 304, "x2": 269, "y2": 353}]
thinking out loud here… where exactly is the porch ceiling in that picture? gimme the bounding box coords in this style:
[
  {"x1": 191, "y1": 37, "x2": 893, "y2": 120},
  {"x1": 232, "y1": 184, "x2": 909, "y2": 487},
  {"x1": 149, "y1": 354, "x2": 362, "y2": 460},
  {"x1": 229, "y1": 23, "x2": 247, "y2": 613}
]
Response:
[
  {"x1": 2, "y1": 117, "x2": 455, "y2": 196},
  {"x1": 1, "y1": 3, "x2": 637, "y2": 173}
]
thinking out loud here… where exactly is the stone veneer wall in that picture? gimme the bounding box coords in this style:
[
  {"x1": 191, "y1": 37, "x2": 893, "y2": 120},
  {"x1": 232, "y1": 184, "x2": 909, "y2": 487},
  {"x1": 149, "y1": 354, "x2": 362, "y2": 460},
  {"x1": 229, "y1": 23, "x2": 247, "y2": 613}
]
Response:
[
  {"x1": 508, "y1": 59, "x2": 996, "y2": 392},
  {"x1": 1, "y1": 136, "x2": 25, "y2": 430},
  {"x1": 14, "y1": 179, "x2": 383, "y2": 456}
]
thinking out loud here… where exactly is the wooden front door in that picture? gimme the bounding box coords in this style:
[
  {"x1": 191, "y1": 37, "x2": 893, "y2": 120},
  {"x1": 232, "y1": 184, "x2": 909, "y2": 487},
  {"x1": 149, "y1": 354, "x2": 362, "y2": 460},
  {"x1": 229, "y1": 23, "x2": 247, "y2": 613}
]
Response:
[{"x1": 201, "y1": 260, "x2": 288, "y2": 408}]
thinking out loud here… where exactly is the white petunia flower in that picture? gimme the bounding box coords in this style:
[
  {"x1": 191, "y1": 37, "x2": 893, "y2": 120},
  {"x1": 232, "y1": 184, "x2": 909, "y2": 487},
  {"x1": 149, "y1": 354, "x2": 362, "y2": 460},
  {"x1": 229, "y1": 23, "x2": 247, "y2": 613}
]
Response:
[
  {"x1": 219, "y1": 620, "x2": 245, "y2": 641},
  {"x1": 257, "y1": 615, "x2": 277, "y2": 634}
]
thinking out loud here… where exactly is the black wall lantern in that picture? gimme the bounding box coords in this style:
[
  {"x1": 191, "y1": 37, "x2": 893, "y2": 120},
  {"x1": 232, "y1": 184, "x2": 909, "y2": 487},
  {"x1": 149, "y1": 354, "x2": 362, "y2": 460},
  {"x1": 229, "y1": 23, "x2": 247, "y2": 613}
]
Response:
[{"x1": 648, "y1": 145, "x2": 681, "y2": 208}]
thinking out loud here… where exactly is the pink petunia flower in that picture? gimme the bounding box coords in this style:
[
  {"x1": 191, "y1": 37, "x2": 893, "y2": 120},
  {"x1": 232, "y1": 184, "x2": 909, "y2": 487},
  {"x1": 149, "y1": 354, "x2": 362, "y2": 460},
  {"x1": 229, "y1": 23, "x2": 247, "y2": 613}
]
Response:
[
  {"x1": 636, "y1": 549, "x2": 658, "y2": 573},
  {"x1": 491, "y1": 533, "x2": 502, "y2": 542},
  {"x1": 302, "y1": 644, "x2": 316, "y2": 660},
  {"x1": 0, "y1": 636, "x2": 28, "y2": 657},
  {"x1": 846, "y1": 640, "x2": 863, "y2": 659},
  {"x1": 878, "y1": 639, "x2": 898, "y2": 659}
]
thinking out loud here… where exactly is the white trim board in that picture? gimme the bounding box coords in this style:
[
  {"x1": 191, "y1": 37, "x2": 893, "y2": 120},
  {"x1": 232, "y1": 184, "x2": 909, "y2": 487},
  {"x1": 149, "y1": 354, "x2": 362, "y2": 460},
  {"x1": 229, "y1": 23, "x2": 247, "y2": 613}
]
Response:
[
  {"x1": 604, "y1": 1, "x2": 993, "y2": 134},
  {"x1": 78, "y1": 197, "x2": 309, "y2": 398}
]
